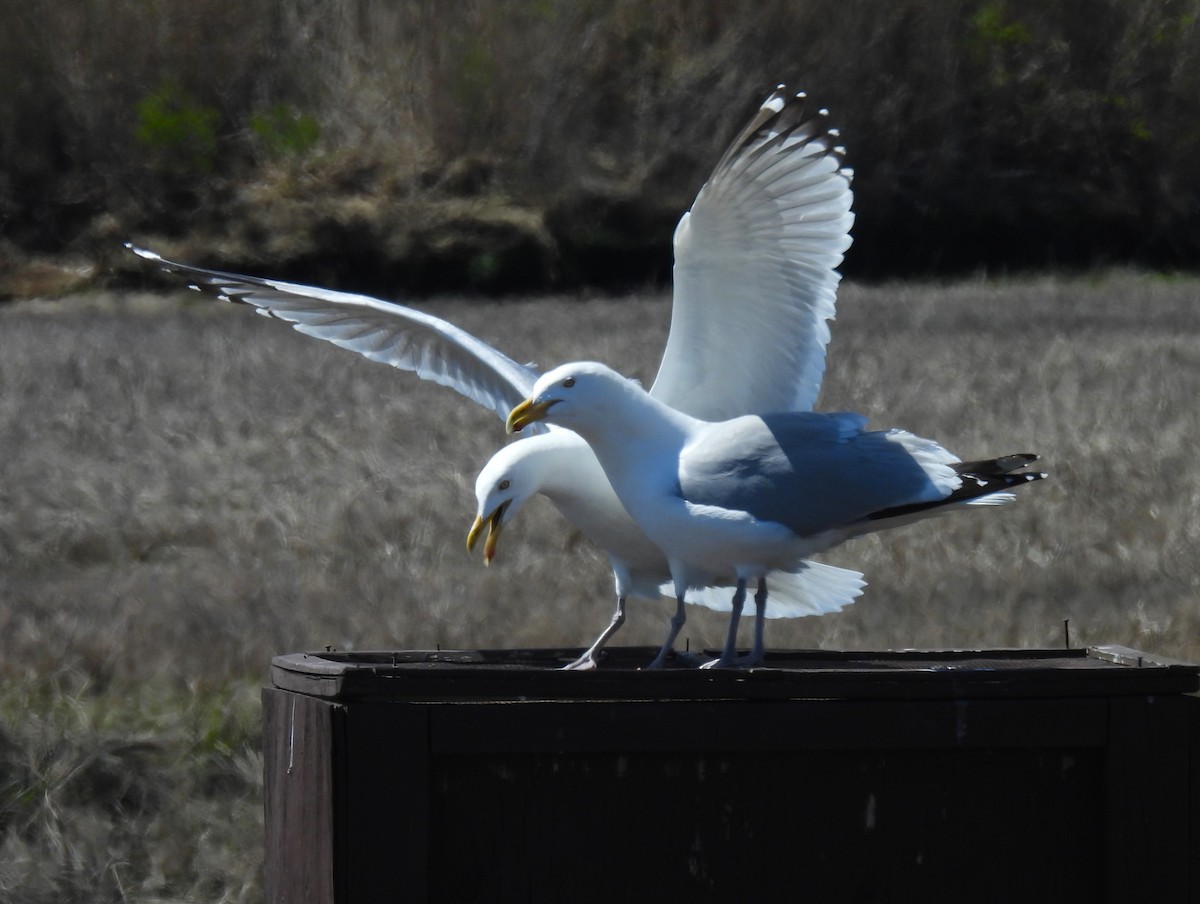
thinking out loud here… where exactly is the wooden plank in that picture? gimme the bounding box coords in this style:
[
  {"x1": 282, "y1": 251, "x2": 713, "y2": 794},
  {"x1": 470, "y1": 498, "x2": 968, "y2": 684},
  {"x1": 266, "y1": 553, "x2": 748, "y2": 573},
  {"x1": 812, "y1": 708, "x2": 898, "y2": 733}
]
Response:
[
  {"x1": 427, "y1": 745, "x2": 1106, "y2": 902},
  {"x1": 429, "y1": 698, "x2": 1109, "y2": 754},
  {"x1": 262, "y1": 688, "x2": 337, "y2": 904},
  {"x1": 270, "y1": 646, "x2": 1199, "y2": 703},
  {"x1": 1191, "y1": 695, "x2": 1200, "y2": 904},
  {"x1": 336, "y1": 702, "x2": 431, "y2": 904},
  {"x1": 1105, "y1": 694, "x2": 1193, "y2": 900},
  {"x1": 1091, "y1": 644, "x2": 1200, "y2": 668},
  {"x1": 262, "y1": 648, "x2": 1200, "y2": 903}
]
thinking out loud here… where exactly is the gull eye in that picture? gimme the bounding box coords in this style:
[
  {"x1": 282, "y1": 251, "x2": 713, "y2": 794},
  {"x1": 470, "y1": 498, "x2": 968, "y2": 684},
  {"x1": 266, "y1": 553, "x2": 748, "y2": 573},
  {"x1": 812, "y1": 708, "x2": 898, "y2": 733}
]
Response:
[
  {"x1": 498, "y1": 479, "x2": 510, "y2": 491},
  {"x1": 562, "y1": 377, "x2": 575, "y2": 388}
]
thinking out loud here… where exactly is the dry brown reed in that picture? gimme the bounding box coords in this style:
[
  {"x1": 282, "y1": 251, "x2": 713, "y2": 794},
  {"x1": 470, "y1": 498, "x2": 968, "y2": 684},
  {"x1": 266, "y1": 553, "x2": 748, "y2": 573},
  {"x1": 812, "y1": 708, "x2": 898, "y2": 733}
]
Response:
[
  {"x1": 2, "y1": 271, "x2": 1199, "y2": 899},
  {"x1": 3, "y1": 273, "x2": 1198, "y2": 677}
]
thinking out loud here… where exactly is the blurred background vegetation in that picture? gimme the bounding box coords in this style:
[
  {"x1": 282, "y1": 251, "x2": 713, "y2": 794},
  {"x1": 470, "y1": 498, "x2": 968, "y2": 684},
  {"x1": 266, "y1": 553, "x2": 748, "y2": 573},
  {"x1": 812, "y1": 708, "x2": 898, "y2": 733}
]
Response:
[
  {"x1": 3, "y1": 0, "x2": 1199, "y2": 297},
  {"x1": 5, "y1": 3, "x2": 1200, "y2": 899}
]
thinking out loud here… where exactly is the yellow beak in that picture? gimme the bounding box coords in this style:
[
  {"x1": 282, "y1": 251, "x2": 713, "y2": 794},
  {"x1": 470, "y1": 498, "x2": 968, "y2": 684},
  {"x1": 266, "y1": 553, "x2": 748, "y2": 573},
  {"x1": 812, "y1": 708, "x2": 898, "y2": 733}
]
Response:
[
  {"x1": 466, "y1": 503, "x2": 508, "y2": 564},
  {"x1": 506, "y1": 397, "x2": 558, "y2": 434}
]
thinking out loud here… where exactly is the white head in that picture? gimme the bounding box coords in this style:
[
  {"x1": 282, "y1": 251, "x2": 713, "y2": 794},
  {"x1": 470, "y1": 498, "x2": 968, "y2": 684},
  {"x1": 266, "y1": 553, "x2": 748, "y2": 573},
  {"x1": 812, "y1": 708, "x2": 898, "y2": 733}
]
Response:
[
  {"x1": 466, "y1": 440, "x2": 547, "y2": 564},
  {"x1": 506, "y1": 361, "x2": 639, "y2": 435}
]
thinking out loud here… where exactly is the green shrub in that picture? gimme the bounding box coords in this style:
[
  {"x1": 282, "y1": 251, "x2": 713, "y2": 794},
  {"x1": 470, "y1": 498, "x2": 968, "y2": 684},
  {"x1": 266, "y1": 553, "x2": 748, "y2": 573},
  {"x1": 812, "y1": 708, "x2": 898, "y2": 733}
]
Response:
[
  {"x1": 249, "y1": 103, "x2": 320, "y2": 159},
  {"x1": 134, "y1": 82, "x2": 220, "y2": 175}
]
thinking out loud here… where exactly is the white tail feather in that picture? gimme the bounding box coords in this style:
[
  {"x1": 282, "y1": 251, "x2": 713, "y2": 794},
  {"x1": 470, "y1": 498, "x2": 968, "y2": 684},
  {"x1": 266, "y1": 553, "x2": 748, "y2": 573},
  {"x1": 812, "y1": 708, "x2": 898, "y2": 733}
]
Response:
[{"x1": 668, "y1": 560, "x2": 865, "y2": 619}]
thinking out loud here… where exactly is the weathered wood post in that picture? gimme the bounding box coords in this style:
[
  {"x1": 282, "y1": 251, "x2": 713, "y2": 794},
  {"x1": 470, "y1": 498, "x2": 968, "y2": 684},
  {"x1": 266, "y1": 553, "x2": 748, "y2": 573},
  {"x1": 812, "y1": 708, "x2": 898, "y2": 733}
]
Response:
[{"x1": 263, "y1": 646, "x2": 1200, "y2": 903}]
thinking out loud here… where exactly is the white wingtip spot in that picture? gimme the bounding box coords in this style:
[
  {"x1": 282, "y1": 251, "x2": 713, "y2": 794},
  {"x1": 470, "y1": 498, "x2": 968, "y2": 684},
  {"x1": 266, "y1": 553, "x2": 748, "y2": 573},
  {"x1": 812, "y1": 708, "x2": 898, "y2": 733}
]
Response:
[{"x1": 127, "y1": 244, "x2": 163, "y2": 263}]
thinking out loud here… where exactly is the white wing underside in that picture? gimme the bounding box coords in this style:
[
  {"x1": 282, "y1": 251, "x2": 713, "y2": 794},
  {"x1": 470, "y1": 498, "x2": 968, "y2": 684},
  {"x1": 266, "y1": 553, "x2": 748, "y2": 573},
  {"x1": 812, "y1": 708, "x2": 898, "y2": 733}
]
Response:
[
  {"x1": 651, "y1": 87, "x2": 854, "y2": 419},
  {"x1": 126, "y1": 245, "x2": 545, "y2": 431},
  {"x1": 131, "y1": 87, "x2": 853, "y2": 437},
  {"x1": 129, "y1": 86, "x2": 859, "y2": 620}
]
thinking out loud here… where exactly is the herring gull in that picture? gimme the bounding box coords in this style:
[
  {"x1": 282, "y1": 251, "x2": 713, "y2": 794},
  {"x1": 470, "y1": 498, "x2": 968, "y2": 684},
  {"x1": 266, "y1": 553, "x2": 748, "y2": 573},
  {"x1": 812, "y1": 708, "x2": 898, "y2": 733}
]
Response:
[
  {"x1": 130, "y1": 85, "x2": 856, "y2": 668},
  {"x1": 507, "y1": 361, "x2": 1046, "y2": 668}
]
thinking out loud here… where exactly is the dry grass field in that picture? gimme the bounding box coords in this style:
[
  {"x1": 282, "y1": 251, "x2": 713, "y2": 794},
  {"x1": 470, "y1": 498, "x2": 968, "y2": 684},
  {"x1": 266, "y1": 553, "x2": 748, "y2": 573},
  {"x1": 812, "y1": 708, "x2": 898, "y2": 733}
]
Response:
[{"x1": 2, "y1": 270, "x2": 1199, "y2": 899}]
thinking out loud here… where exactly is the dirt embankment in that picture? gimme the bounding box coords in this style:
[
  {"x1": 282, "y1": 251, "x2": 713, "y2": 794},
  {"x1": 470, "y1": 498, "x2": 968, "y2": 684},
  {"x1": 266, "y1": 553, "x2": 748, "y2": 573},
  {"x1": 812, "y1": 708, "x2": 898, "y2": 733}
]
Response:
[
  {"x1": 5, "y1": 3, "x2": 1200, "y2": 299},
  {"x1": 2, "y1": 156, "x2": 682, "y2": 301}
]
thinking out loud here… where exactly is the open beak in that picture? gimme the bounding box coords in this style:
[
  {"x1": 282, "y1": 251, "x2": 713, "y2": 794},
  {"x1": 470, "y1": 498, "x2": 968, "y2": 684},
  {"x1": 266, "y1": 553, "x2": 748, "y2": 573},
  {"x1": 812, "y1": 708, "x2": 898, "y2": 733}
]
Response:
[
  {"x1": 506, "y1": 397, "x2": 558, "y2": 434},
  {"x1": 466, "y1": 501, "x2": 509, "y2": 564}
]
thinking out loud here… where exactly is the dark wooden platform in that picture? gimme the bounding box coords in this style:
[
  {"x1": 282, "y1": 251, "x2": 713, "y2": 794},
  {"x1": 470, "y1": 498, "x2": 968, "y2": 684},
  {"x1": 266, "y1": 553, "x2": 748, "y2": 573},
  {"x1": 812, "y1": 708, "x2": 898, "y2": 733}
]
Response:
[
  {"x1": 271, "y1": 643, "x2": 1200, "y2": 700},
  {"x1": 263, "y1": 646, "x2": 1200, "y2": 903}
]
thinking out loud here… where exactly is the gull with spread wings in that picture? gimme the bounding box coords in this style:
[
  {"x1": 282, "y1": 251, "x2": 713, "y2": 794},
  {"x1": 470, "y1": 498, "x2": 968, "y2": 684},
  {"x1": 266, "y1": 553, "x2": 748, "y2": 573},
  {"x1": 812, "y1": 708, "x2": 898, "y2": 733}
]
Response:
[
  {"x1": 507, "y1": 362, "x2": 1045, "y2": 668},
  {"x1": 131, "y1": 85, "x2": 858, "y2": 668}
]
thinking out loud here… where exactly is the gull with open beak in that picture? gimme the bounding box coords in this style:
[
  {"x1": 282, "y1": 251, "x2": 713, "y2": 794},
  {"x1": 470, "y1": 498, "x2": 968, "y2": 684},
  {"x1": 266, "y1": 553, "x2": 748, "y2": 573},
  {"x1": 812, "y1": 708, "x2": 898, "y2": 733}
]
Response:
[
  {"x1": 132, "y1": 85, "x2": 861, "y2": 668},
  {"x1": 466, "y1": 503, "x2": 506, "y2": 565}
]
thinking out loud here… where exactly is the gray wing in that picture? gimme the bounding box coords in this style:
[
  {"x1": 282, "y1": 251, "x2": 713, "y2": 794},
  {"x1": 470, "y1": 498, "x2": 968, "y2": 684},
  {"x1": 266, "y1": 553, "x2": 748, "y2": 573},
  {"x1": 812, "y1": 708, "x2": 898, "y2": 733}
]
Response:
[
  {"x1": 129, "y1": 245, "x2": 544, "y2": 429},
  {"x1": 677, "y1": 412, "x2": 953, "y2": 538},
  {"x1": 651, "y1": 86, "x2": 854, "y2": 420}
]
